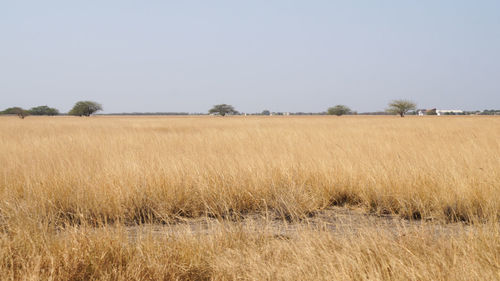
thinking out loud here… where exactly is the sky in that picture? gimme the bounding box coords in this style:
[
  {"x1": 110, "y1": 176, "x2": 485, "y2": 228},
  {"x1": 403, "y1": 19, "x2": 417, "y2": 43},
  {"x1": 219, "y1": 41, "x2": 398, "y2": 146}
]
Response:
[{"x1": 1, "y1": 1, "x2": 499, "y2": 113}]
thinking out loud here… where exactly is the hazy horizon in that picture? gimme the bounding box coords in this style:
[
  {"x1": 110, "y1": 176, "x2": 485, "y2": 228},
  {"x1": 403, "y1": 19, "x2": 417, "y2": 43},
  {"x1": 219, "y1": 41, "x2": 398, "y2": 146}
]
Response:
[{"x1": 1, "y1": 1, "x2": 499, "y2": 113}]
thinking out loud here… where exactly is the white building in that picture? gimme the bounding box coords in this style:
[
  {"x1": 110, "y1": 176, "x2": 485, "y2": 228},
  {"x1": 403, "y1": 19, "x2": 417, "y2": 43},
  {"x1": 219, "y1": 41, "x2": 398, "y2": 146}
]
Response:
[{"x1": 436, "y1": 110, "x2": 463, "y2": 116}]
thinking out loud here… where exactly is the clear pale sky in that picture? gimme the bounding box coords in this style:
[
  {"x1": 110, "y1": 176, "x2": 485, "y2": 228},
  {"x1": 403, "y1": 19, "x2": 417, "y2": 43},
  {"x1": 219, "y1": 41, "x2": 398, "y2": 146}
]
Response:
[{"x1": 1, "y1": 1, "x2": 499, "y2": 113}]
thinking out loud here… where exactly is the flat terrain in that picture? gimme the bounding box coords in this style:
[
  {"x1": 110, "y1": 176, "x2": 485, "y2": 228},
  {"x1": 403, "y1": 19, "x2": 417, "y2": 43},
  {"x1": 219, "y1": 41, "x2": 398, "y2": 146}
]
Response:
[
  {"x1": 0, "y1": 116, "x2": 499, "y2": 280},
  {"x1": 124, "y1": 207, "x2": 474, "y2": 241}
]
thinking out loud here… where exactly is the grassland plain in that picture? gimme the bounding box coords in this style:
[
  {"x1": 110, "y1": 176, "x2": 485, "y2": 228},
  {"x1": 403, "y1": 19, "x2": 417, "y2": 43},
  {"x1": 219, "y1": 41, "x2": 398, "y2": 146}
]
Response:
[{"x1": 0, "y1": 115, "x2": 499, "y2": 280}]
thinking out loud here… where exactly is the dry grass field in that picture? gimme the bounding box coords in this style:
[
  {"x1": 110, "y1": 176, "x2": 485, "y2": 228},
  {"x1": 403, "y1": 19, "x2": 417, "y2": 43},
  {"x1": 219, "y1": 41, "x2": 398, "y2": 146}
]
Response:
[{"x1": 0, "y1": 115, "x2": 499, "y2": 280}]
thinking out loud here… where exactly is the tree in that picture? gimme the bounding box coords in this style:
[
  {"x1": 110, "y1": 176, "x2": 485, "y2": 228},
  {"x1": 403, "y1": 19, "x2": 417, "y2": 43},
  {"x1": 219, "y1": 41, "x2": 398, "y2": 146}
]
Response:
[
  {"x1": 386, "y1": 100, "x2": 417, "y2": 117},
  {"x1": 426, "y1": 108, "x2": 437, "y2": 115},
  {"x1": 29, "y1": 105, "x2": 59, "y2": 116},
  {"x1": 208, "y1": 104, "x2": 238, "y2": 116},
  {"x1": 327, "y1": 105, "x2": 352, "y2": 116},
  {"x1": 1, "y1": 107, "x2": 29, "y2": 119},
  {"x1": 68, "y1": 101, "x2": 102, "y2": 116},
  {"x1": 261, "y1": 110, "x2": 271, "y2": 116}
]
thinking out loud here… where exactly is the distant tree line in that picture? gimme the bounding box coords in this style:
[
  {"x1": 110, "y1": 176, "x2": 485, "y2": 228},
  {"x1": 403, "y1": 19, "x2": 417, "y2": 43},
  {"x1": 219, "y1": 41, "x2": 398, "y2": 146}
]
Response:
[
  {"x1": 210, "y1": 100, "x2": 497, "y2": 117},
  {"x1": 2, "y1": 100, "x2": 499, "y2": 118},
  {"x1": 0, "y1": 105, "x2": 59, "y2": 118},
  {"x1": 479, "y1": 110, "x2": 500, "y2": 115},
  {"x1": 0, "y1": 101, "x2": 102, "y2": 118},
  {"x1": 100, "y1": 112, "x2": 190, "y2": 116}
]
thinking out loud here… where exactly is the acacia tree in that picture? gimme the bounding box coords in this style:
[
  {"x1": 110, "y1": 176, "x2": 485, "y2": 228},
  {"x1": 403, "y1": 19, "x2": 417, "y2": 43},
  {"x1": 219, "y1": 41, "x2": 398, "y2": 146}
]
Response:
[
  {"x1": 29, "y1": 105, "x2": 59, "y2": 116},
  {"x1": 1, "y1": 107, "x2": 29, "y2": 119},
  {"x1": 327, "y1": 105, "x2": 352, "y2": 116},
  {"x1": 386, "y1": 100, "x2": 416, "y2": 117},
  {"x1": 208, "y1": 104, "x2": 238, "y2": 116},
  {"x1": 69, "y1": 101, "x2": 102, "y2": 116}
]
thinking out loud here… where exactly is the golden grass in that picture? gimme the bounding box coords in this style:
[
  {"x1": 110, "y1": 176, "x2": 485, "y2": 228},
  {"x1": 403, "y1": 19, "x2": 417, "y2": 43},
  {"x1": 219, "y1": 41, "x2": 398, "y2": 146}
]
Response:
[
  {"x1": 1, "y1": 115, "x2": 499, "y2": 223},
  {"x1": 1, "y1": 221, "x2": 499, "y2": 281},
  {"x1": 0, "y1": 115, "x2": 499, "y2": 280}
]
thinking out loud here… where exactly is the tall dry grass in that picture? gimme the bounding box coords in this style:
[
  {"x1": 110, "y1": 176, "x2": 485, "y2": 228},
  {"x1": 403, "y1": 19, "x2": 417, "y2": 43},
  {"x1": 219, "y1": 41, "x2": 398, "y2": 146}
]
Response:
[
  {"x1": 0, "y1": 115, "x2": 499, "y2": 280},
  {"x1": 1, "y1": 115, "x2": 498, "y2": 224},
  {"x1": 1, "y1": 220, "x2": 499, "y2": 280}
]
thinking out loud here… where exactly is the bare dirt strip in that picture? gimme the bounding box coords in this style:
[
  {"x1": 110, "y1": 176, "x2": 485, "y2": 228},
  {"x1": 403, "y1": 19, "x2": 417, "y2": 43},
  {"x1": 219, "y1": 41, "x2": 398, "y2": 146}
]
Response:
[{"x1": 125, "y1": 207, "x2": 475, "y2": 240}]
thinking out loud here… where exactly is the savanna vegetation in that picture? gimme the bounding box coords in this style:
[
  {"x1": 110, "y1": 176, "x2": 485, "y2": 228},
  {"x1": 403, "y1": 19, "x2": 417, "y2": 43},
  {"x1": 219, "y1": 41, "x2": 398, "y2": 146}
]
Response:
[
  {"x1": 327, "y1": 105, "x2": 352, "y2": 116},
  {"x1": 0, "y1": 115, "x2": 498, "y2": 280},
  {"x1": 68, "y1": 101, "x2": 103, "y2": 116}
]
